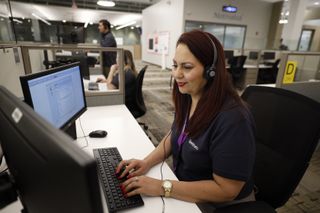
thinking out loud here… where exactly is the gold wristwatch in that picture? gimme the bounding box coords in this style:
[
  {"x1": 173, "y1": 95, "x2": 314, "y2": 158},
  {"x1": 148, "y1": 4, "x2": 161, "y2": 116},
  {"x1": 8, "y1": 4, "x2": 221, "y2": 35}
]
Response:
[{"x1": 162, "y1": 180, "x2": 172, "y2": 197}]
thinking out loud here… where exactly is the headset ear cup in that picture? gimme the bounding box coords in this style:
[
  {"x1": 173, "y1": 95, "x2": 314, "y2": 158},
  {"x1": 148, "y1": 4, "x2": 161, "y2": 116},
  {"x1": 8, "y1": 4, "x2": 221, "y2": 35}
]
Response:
[{"x1": 204, "y1": 66, "x2": 216, "y2": 80}]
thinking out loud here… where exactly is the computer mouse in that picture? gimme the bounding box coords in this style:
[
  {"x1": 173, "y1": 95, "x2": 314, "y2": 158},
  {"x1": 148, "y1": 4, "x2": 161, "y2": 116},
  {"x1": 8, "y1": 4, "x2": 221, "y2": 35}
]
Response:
[{"x1": 89, "y1": 130, "x2": 108, "y2": 138}]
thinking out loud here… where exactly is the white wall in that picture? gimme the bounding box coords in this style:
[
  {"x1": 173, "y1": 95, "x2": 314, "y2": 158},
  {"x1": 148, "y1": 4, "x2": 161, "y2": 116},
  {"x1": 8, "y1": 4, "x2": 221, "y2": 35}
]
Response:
[
  {"x1": 184, "y1": 0, "x2": 273, "y2": 49},
  {"x1": 142, "y1": 0, "x2": 185, "y2": 68},
  {"x1": 0, "y1": 47, "x2": 25, "y2": 97}
]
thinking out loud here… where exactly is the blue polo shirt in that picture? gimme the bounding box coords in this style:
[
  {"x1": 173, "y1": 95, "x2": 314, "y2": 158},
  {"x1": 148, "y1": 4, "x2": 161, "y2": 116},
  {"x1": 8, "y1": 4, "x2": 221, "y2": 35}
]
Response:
[{"x1": 171, "y1": 99, "x2": 256, "y2": 200}]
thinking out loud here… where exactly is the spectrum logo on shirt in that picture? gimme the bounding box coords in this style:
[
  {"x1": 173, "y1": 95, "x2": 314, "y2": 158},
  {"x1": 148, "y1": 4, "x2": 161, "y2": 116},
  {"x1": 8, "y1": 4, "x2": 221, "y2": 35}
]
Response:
[{"x1": 188, "y1": 140, "x2": 199, "y2": 150}]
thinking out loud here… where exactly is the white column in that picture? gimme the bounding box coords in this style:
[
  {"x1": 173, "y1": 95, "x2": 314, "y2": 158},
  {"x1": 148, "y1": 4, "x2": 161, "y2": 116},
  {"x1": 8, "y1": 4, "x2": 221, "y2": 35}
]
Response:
[{"x1": 281, "y1": 0, "x2": 308, "y2": 50}]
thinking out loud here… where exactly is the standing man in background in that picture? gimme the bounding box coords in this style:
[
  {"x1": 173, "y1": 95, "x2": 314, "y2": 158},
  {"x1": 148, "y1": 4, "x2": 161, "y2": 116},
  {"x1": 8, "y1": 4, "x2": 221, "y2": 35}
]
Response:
[{"x1": 98, "y1": 19, "x2": 117, "y2": 78}]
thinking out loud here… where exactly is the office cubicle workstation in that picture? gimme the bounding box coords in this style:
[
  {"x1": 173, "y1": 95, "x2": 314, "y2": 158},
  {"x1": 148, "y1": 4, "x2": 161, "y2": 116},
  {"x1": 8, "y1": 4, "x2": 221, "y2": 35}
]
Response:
[
  {"x1": 0, "y1": 44, "x2": 126, "y2": 107},
  {"x1": 275, "y1": 52, "x2": 320, "y2": 103}
]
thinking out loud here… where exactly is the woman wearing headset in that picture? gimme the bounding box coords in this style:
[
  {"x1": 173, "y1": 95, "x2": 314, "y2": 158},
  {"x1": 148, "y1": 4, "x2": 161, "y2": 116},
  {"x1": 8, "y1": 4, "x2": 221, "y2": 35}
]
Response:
[{"x1": 117, "y1": 30, "x2": 255, "y2": 211}]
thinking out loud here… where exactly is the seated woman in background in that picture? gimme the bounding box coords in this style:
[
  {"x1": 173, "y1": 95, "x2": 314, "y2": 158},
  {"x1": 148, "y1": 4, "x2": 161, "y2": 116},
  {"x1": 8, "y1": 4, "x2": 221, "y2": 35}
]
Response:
[{"x1": 97, "y1": 50, "x2": 137, "y2": 112}]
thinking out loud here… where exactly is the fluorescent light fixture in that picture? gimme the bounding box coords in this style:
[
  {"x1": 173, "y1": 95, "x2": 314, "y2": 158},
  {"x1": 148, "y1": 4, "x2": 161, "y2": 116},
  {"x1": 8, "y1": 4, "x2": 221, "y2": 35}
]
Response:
[
  {"x1": 279, "y1": 19, "x2": 288, "y2": 24},
  {"x1": 135, "y1": 25, "x2": 140, "y2": 28},
  {"x1": 315, "y1": 2, "x2": 320, "y2": 5},
  {"x1": 62, "y1": 20, "x2": 66, "y2": 23},
  {"x1": 285, "y1": 11, "x2": 290, "y2": 16},
  {"x1": 130, "y1": 26, "x2": 134, "y2": 29},
  {"x1": 89, "y1": 22, "x2": 93, "y2": 25},
  {"x1": 97, "y1": 0, "x2": 115, "y2": 7},
  {"x1": 111, "y1": 25, "x2": 114, "y2": 28},
  {"x1": 13, "y1": 18, "x2": 23, "y2": 24},
  {"x1": 32, "y1": 13, "x2": 51, "y2": 26},
  {"x1": 84, "y1": 22, "x2": 89, "y2": 28},
  {"x1": 116, "y1": 21, "x2": 136, "y2": 30}
]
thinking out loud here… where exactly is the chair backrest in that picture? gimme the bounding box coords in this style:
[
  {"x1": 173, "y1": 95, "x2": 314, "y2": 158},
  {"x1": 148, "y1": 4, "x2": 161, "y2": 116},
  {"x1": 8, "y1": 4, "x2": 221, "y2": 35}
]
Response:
[
  {"x1": 229, "y1": 55, "x2": 247, "y2": 69},
  {"x1": 272, "y1": 59, "x2": 281, "y2": 81},
  {"x1": 134, "y1": 65, "x2": 148, "y2": 116},
  {"x1": 241, "y1": 86, "x2": 320, "y2": 208}
]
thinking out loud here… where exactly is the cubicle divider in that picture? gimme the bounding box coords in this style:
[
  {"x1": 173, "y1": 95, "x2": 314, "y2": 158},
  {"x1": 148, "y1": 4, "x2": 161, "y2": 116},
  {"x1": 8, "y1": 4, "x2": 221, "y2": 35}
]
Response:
[
  {"x1": 276, "y1": 52, "x2": 320, "y2": 103},
  {"x1": 0, "y1": 44, "x2": 125, "y2": 107}
]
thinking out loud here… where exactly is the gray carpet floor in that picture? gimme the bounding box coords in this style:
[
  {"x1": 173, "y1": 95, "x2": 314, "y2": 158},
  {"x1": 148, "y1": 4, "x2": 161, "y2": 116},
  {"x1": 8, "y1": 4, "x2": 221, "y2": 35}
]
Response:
[{"x1": 134, "y1": 60, "x2": 320, "y2": 213}]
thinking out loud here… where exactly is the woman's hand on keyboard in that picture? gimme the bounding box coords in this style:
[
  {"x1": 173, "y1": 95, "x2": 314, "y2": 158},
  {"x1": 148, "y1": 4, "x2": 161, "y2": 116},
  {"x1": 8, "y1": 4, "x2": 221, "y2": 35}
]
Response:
[{"x1": 116, "y1": 159, "x2": 150, "y2": 179}]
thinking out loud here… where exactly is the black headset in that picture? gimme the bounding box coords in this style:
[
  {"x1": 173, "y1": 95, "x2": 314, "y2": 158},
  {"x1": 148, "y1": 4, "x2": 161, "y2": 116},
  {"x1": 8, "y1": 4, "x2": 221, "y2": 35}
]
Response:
[{"x1": 203, "y1": 33, "x2": 218, "y2": 80}]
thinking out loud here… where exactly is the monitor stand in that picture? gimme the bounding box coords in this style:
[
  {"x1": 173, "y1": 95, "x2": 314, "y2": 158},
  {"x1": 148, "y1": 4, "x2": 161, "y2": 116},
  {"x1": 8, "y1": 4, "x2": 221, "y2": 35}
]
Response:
[{"x1": 64, "y1": 121, "x2": 77, "y2": 140}]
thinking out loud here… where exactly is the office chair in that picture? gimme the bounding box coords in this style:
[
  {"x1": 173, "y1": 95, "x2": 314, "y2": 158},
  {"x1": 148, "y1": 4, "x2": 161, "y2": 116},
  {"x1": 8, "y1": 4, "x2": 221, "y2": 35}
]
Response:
[
  {"x1": 129, "y1": 65, "x2": 148, "y2": 130},
  {"x1": 216, "y1": 86, "x2": 320, "y2": 213},
  {"x1": 227, "y1": 55, "x2": 247, "y2": 89},
  {"x1": 257, "y1": 59, "x2": 280, "y2": 84}
]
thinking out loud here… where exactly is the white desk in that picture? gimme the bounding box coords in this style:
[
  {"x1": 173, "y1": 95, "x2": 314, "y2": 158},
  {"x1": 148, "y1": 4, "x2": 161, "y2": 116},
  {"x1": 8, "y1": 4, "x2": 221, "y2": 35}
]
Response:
[{"x1": 1, "y1": 105, "x2": 200, "y2": 213}]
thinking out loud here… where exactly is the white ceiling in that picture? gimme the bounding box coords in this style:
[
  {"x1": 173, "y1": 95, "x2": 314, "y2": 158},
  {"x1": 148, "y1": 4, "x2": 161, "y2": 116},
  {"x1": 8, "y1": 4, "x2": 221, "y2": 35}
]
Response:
[
  {"x1": 0, "y1": 1, "x2": 142, "y2": 26},
  {"x1": 260, "y1": 0, "x2": 320, "y2": 8}
]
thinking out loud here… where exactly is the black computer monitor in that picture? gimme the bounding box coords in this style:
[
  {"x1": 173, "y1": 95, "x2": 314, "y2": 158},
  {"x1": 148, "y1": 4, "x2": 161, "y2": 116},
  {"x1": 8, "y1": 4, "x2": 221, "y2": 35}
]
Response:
[
  {"x1": 263, "y1": 51, "x2": 275, "y2": 60},
  {"x1": 249, "y1": 51, "x2": 259, "y2": 60},
  {"x1": 20, "y1": 62, "x2": 87, "y2": 139},
  {"x1": 0, "y1": 86, "x2": 103, "y2": 213},
  {"x1": 71, "y1": 56, "x2": 90, "y2": 80},
  {"x1": 224, "y1": 50, "x2": 234, "y2": 60}
]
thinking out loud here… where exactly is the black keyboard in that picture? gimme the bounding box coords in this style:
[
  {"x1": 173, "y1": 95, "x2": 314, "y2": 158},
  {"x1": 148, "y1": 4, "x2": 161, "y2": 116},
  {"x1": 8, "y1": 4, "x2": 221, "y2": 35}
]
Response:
[
  {"x1": 93, "y1": 148, "x2": 144, "y2": 212},
  {"x1": 88, "y1": 82, "x2": 99, "y2": 90}
]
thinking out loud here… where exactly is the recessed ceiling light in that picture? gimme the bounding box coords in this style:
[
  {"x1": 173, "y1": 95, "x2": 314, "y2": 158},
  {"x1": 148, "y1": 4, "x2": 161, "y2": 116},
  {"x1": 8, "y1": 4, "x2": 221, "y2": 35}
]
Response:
[
  {"x1": 111, "y1": 25, "x2": 114, "y2": 28},
  {"x1": 131, "y1": 26, "x2": 134, "y2": 29},
  {"x1": 97, "y1": 0, "x2": 115, "y2": 7},
  {"x1": 89, "y1": 22, "x2": 93, "y2": 25},
  {"x1": 62, "y1": 20, "x2": 66, "y2": 23},
  {"x1": 315, "y1": 2, "x2": 320, "y2": 5}
]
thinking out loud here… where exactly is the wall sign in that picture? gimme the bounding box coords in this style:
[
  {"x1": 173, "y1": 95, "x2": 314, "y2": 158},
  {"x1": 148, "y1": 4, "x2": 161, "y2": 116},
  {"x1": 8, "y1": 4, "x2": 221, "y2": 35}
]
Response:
[
  {"x1": 147, "y1": 32, "x2": 169, "y2": 55},
  {"x1": 214, "y1": 12, "x2": 242, "y2": 21},
  {"x1": 283, "y1": 61, "x2": 297, "y2": 84},
  {"x1": 222, "y1": 5, "x2": 237, "y2": 13}
]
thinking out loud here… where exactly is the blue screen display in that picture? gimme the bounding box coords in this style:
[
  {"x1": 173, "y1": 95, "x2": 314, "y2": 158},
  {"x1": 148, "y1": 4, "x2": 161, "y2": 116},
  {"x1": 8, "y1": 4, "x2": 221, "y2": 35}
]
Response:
[{"x1": 27, "y1": 66, "x2": 85, "y2": 128}]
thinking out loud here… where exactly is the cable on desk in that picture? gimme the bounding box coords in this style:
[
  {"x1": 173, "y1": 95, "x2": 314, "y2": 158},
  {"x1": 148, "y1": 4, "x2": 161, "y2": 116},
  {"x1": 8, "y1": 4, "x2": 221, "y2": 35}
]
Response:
[
  {"x1": 78, "y1": 117, "x2": 89, "y2": 149},
  {"x1": 159, "y1": 130, "x2": 172, "y2": 213}
]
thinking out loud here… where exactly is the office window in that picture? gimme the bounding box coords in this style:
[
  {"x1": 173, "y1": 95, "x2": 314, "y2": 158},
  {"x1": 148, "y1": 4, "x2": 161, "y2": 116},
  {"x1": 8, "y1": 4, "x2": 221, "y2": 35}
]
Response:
[
  {"x1": 185, "y1": 21, "x2": 246, "y2": 49},
  {"x1": 204, "y1": 24, "x2": 224, "y2": 44},
  {"x1": 224, "y1": 26, "x2": 246, "y2": 49},
  {"x1": 298, "y1": 29, "x2": 314, "y2": 51},
  {"x1": 0, "y1": 0, "x2": 15, "y2": 43}
]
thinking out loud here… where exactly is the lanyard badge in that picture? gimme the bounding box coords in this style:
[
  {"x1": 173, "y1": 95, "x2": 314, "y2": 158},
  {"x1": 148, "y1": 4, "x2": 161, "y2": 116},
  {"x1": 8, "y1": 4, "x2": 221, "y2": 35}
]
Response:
[{"x1": 174, "y1": 116, "x2": 188, "y2": 172}]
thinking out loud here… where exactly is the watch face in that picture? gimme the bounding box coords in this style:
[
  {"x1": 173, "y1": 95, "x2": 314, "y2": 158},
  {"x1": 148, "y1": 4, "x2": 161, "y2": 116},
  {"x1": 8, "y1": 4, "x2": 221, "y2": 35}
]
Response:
[{"x1": 163, "y1": 181, "x2": 172, "y2": 188}]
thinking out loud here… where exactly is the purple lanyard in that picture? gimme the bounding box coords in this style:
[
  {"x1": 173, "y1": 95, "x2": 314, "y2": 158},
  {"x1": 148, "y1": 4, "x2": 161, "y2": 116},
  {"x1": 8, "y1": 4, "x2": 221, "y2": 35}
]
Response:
[
  {"x1": 177, "y1": 117, "x2": 188, "y2": 147},
  {"x1": 174, "y1": 116, "x2": 188, "y2": 172}
]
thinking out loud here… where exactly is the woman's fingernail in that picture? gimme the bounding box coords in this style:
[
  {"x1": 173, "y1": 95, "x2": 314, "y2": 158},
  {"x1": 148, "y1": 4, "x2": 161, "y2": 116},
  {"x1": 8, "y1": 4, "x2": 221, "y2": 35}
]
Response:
[{"x1": 127, "y1": 174, "x2": 132, "y2": 179}]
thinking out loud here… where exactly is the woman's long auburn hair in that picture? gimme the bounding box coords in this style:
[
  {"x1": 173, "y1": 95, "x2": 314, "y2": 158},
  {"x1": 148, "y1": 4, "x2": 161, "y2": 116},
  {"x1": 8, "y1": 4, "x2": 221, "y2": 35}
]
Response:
[
  {"x1": 173, "y1": 30, "x2": 244, "y2": 139},
  {"x1": 124, "y1": 49, "x2": 137, "y2": 76}
]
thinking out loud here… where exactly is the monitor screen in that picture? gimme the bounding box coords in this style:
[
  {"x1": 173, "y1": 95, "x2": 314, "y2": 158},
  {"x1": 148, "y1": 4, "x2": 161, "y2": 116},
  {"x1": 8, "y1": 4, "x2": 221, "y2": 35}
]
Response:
[
  {"x1": 249, "y1": 51, "x2": 259, "y2": 60},
  {"x1": 20, "y1": 63, "x2": 86, "y2": 129},
  {"x1": 263, "y1": 52, "x2": 275, "y2": 60},
  {"x1": 224, "y1": 50, "x2": 234, "y2": 60},
  {"x1": 0, "y1": 86, "x2": 102, "y2": 213}
]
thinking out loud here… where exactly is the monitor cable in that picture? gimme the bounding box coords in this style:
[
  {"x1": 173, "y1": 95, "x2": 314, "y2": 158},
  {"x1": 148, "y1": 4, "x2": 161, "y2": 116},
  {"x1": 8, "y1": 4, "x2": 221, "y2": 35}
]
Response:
[{"x1": 78, "y1": 117, "x2": 89, "y2": 149}]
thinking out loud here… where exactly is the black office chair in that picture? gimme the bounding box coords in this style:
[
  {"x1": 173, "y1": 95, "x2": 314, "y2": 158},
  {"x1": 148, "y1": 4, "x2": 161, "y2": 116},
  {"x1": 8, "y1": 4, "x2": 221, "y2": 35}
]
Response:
[
  {"x1": 227, "y1": 55, "x2": 247, "y2": 89},
  {"x1": 130, "y1": 65, "x2": 148, "y2": 129},
  {"x1": 257, "y1": 59, "x2": 280, "y2": 84},
  {"x1": 216, "y1": 86, "x2": 320, "y2": 213}
]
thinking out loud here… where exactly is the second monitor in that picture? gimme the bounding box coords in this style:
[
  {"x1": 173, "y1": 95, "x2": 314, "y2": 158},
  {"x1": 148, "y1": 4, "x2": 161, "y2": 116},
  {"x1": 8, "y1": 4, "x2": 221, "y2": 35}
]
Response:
[{"x1": 20, "y1": 62, "x2": 87, "y2": 139}]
